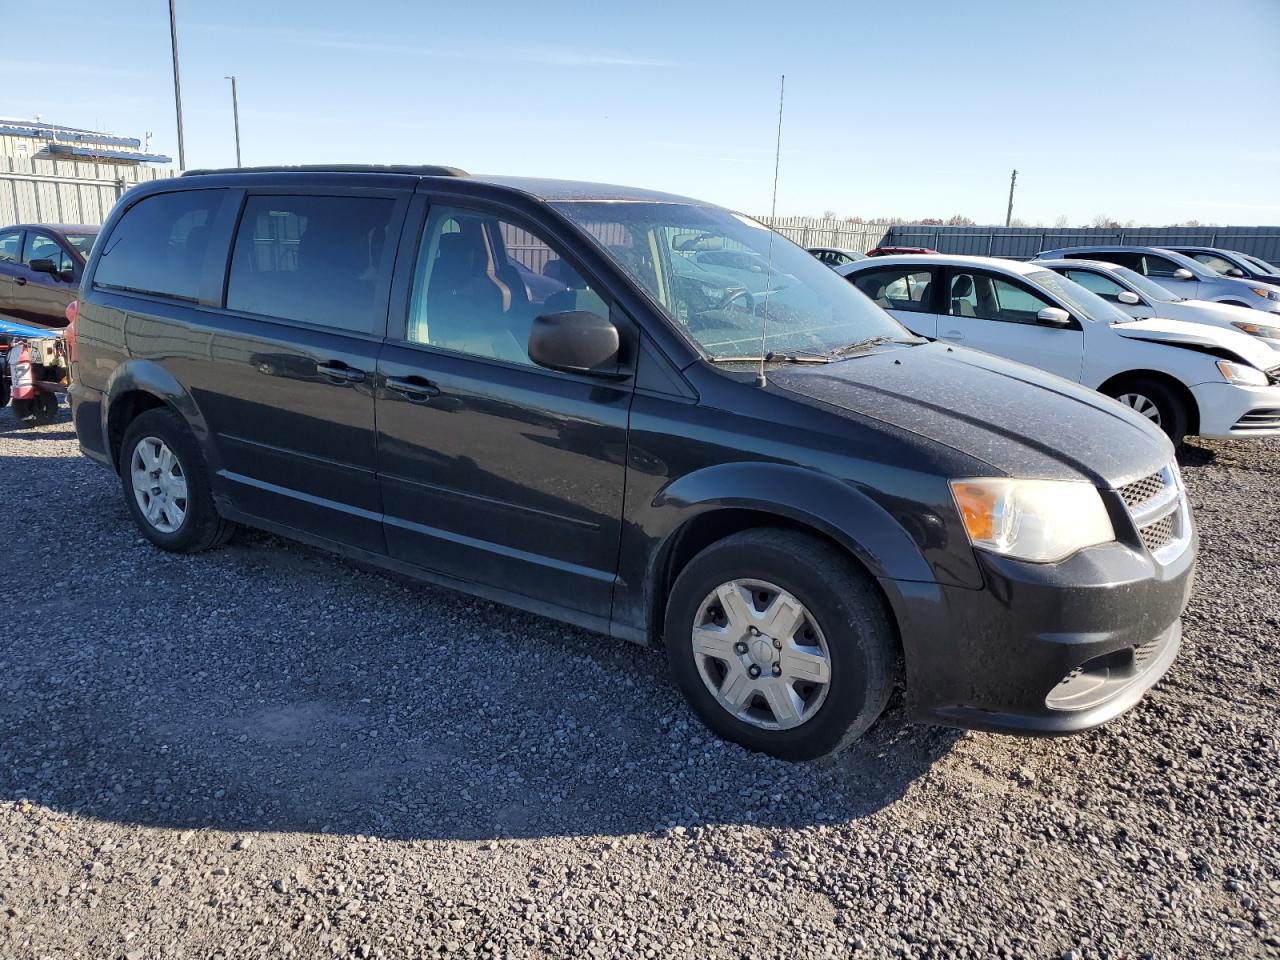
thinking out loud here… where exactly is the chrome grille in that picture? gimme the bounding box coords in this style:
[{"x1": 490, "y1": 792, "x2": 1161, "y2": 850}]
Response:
[
  {"x1": 1115, "y1": 464, "x2": 1189, "y2": 564},
  {"x1": 1118, "y1": 471, "x2": 1164, "y2": 510}
]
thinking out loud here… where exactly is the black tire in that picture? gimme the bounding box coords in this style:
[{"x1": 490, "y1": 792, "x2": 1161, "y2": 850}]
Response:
[
  {"x1": 0, "y1": 366, "x2": 10, "y2": 411},
  {"x1": 9, "y1": 391, "x2": 59, "y2": 426},
  {"x1": 119, "y1": 407, "x2": 235, "y2": 553},
  {"x1": 664, "y1": 528, "x2": 894, "y2": 761},
  {"x1": 1102, "y1": 377, "x2": 1188, "y2": 445}
]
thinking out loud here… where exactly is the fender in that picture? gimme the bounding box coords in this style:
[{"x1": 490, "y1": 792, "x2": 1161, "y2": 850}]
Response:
[{"x1": 101, "y1": 358, "x2": 218, "y2": 470}]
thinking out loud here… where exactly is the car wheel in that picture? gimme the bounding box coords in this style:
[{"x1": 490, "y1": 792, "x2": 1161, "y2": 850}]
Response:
[
  {"x1": 9, "y1": 391, "x2": 59, "y2": 426},
  {"x1": 664, "y1": 528, "x2": 894, "y2": 761},
  {"x1": 119, "y1": 407, "x2": 235, "y2": 553},
  {"x1": 1105, "y1": 377, "x2": 1188, "y2": 445}
]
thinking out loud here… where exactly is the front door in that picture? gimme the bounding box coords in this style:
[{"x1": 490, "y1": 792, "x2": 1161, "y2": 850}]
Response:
[
  {"x1": 0, "y1": 228, "x2": 26, "y2": 320},
  {"x1": 17, "y1": 230, "x2": 78, "y2": 327},
  {"x1": 375, "y1": 200, "x2": 632, "y2": 619},
  {"x1": 941, "y1": 268, "x2": 1085, "y2": 381}
]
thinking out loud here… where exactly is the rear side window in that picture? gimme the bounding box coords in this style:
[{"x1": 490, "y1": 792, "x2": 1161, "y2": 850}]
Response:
[
  {"x1": 1082, "y1": 251, "x2": 1142, "y2": 270},
  {"x1": 94, "y1": 189, "x2": 225, "y2": 300},
  {"x1": 226, "y1": 194, "x2": 396, "y2": 333},
  {"x1": 0, "y1": 230, "x2": 20, "y2": 263}
]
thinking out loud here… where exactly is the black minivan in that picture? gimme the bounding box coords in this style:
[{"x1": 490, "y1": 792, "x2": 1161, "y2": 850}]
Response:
[{"x1": 70, "y1": 166, "x2": 1196, "y2": 760}]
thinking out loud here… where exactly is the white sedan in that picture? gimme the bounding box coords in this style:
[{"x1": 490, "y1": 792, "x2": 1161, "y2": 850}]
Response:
[
  {"x1": 1030, "y1": 257, "x2": 1280, "y2": 352},
  {"x1": 838, "y1": 254, "x2": 1280, "y2": 443}
]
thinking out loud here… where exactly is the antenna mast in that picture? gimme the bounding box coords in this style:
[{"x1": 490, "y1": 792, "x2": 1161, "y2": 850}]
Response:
[{"x1": 757, "y1": 74, "x2": 786, "y2": 388}]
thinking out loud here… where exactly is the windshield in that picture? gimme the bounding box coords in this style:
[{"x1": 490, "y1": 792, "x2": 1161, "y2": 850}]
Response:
[
  {"x1": 1110, "y1": 264, "x2": 1181, "y2": 302},
  {"x1": 1025, "y1": 269, "x2": 1132, "y2": 324},
  {"x1": 1242, "y1": 253, "x2": 1280, "y2": 277},
  {"x1": 65, "y1": 232, "x2": 97, "y2": 256},
  {"x1": 552, "y1": 201, "x2": 907, "y2": 359}
]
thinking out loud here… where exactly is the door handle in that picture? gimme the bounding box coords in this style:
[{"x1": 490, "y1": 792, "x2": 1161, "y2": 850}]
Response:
[
  {"x1": 941, "y1": 330, "x2": 964, "y2": 340},
  {"x1": 316, "y1": 362, "x2": 366, "y2": 383},
  {"x1": 14, "y1": 277, "x2": 26, "y2": 286},
  {"x1": 385, "y1": 375, "x2": 441, "y2": 402}
]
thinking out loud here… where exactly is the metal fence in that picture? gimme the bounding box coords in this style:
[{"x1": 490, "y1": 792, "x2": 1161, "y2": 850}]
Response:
[
  {"x1": 756, "y1": 216, "x2": 1280, "y2": 265},
  {"x1": 0, "y1": 156, "x2": 173, "y2": 226}
]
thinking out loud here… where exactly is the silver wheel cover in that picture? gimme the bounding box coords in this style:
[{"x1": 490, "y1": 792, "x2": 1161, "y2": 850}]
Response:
[
  {"x1": 129, "y1": 436, "x2": 189, "y2": 534},
  {"x1": 692, "y1": 579, "x2": 832, "y2": 731},
  {"x1": 1117, "y1": 392, "x2": 1162, "y2": 425}
]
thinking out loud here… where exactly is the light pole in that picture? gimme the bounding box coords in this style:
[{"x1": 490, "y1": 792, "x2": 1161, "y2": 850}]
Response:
[
  {"x1": 1004, "y1": 168, "x2": 1018, "y2": 227},
  {"x1": 225, "y1": 75, "x2": 241, "y2": 167},
  {"x1": 168, "y1": 0, "x2": 186, "y2": 170}
]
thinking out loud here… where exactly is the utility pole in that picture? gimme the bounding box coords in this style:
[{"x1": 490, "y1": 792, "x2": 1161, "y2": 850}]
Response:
[
  {"x1": 225, "y1": 76, "x2": 242, "y2": 167},
  {"x1": 1004, "y1": 168, "x2": 1018, "y2": 227},
  {"x1": 168, "y1": 0, "x2": 186, "y2": 170}
]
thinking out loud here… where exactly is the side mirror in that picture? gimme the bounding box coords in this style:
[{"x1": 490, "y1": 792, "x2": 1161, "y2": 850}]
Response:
[
  {"x1": 1226, "y1": 268, "x2": 1245, "y2": 278},
  {"x1": 528, "y1": 310, "x2": 623, "y2": 378},
  {"x1": 29, "y1": 257, "x2": 57, "y2": 275},
  {"x1": 1172, "y1": 268, "x2": 1194, "y2": 280},
  {"x1": 1117, "y1": 290, "x2": 1141, "y2": 305},
  {"x1": 1036, "y1": 306, "x2": 1072, "y2": 328}
]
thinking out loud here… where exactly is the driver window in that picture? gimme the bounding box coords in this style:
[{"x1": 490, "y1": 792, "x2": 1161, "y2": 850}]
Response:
[
  {"x1": 950, "y1": 272, "x2": 1052, "y2": 324},
  {"x1": 21, "y1": 232, "x2": 62, "y2": 267},
  {"x1": 1141, "y1": 255, "x2": 1182, "y2": 278},
  {"x1": 1190, "y1": 253, "x2": 1236, "y2": 275},
  {"x1": 406, "y1": 206, "x2": 607, "y2": 366},
  {"x1": 1064, "y1": 269, "x2": 1126, "y2": 301}
]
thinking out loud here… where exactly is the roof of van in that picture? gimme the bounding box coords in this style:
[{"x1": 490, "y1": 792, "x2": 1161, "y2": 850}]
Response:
[{"x1": 178, "y1": 165, "x2": 708, "y2": 205}]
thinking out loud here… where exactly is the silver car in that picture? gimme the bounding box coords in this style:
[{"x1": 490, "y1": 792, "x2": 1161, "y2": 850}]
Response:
[
  {"x1": 1031, "y1": 258, "x2": 1280, "y2": 352},
  {"x1": 1163, "y1": 245, "x2": 1280, "y2": 286},
  {"x1": 1036, "y1": 244, "x2": 1280, "y2": 314}
]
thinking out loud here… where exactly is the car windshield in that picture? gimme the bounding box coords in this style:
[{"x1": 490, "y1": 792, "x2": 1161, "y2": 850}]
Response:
[
  {"x1": 1024, "y1": 269, "x2": 1131, "y2": 324},
  {"x1": 552, "y1": 201, "x2": 908, "y2": 359},
  {"x1": 1109, "y1": 264, "x2": 1181, "y2": 302},
  {"x1": 65, "y1": 232, "x2": 97, "y2": 256},
  {"x1": 1242, "y1": 253, "x2": 1280, "y2": 277}
]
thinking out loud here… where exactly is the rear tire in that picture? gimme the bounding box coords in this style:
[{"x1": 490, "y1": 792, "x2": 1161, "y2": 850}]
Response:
[
  {"x1": 119, "y1": 407, "x2": 235, "y2": 553},
  {"x1": 1104, "y1": 377, "x2": 1188, "y2": 446},
  {"x1": 664, "y1": 528, "x2": 894, "y2": 761},
  {"x1": 9, "y1": 391, "x2": 59, "y2": 426}
]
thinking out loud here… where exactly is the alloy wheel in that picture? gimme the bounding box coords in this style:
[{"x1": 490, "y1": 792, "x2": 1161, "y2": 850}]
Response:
[
  {"x1": 691, "y1": 579, "x2": 832, "y2": 730},
  {"x1": 129, "y1": 436, "x2": 188, "y2": 533},
  {"x1": 1116, "y1": 392, "x2": 1162, "y2": 426}
]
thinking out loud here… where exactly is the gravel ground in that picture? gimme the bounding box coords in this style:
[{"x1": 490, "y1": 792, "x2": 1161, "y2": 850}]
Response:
[{"x1": 0, "y1": 402, "x2": 1277, "y2": 960}]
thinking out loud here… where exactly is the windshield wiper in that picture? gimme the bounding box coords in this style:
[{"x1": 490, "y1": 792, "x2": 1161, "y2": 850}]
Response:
[
  {"x1": 707, "y1": 350, "x2": 833, "y2": 364},
  {"x1": 832, "y1": 335, "x2": 920, "y2": 356}
]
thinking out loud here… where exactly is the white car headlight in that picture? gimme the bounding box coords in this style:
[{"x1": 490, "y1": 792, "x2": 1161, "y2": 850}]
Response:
[
  {"x1": 1248, "y1": 286, "x2": 1280, "y2": 302},
  {"x1": 1216, "y1": 359, "x2": 1268, "y2": 385},
  {"x1": 950, "y1": 478, "x2": 1115, "y2": 563},
  {"x1": 1231, "y1": 320, "x2": 1280, "y2": 340}
]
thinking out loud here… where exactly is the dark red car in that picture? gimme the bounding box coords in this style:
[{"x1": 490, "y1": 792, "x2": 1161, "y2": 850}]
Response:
[
  {"x1": 865, "y1": 245, "x2": 939, "y2": 257},
  {"x1": 0, "y1": 223, "x2": 98, "y2": 328}
]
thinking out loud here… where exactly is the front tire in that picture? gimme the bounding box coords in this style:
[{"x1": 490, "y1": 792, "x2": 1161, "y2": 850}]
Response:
[
  {"x1": 119, "y1": 407, "x2": 235, "y2": 553},
  {"x1": 664, "y1": 529, "x2": 894, "y2": 761},
  {"x1": 1103, "y1": 377, "x2": 1188, "y2": 445}
]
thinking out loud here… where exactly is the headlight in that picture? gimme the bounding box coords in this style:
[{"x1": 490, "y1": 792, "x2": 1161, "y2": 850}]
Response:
[
  {"x1": 1231, "y1": 320, "x2": 1280, "y2": 339},
  {"x1": 1248, "y1": 287, "x2": 1280, "y2": 301},
  {"x1": 1216, "y1": 359, "x2": 1268, "y2": 385},
  {"x1": 950, "y1": 478, "x2": 1115, "y2": 563}
]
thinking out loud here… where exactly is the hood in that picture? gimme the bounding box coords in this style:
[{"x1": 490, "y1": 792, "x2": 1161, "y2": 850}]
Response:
[
  {"x1": 1111, "y1": 317, "x2": 1280, "y2": 370},
  {"x1": 766, "y1": 342, "x2": 1171, "y2": 485}
]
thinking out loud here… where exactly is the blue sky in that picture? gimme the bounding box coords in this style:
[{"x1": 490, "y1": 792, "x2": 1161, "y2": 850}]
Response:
[{"x1": 4, "y1": 0, "x2": 1278, "y2": 225}]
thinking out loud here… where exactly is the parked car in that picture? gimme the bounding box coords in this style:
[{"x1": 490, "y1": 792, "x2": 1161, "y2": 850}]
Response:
[
  {"x1": 807, "y1": 246, "x2": 866, "y2": 268},
  {"x1": 1162, "y1": 245, "x2": 1280, "y2": 285},
  {"x1": 0, "y1": 223, "x2": 98, "y2": 328},
  {"x1": 867, "y1": 245, "x2": 938, "y2": 257},
  {"x1": 71, "y1": 166, "x2": 1195, "y2": 760},
  {"x1": 1036, "y1": 244, "x2": 1280, "y2": 313},
  {"x1": 1030, "y1": 257, "x2": 1280, "y2": 351},
  {"x1": 840, "y1": 254, "x2": 1280, "y2": 443}
]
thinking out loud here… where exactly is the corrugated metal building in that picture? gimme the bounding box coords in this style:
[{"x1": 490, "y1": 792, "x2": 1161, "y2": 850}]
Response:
[{"x1": 0, "y1": 118, "x2": 174, "y2": 226}]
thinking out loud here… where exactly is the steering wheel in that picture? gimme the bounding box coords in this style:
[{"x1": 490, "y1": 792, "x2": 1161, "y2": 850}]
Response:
[{"x1": 716, "y1": 286, "x2": 754, "y2": 312}]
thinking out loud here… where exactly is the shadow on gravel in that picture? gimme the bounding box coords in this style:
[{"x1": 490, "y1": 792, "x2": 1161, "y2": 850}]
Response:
[
  {"x1": 1177, "y1": 442, "x2": 1217, "y2": 468},
  {"x1": 0, "y1": 528, "x2": 960, "y2": 843}
]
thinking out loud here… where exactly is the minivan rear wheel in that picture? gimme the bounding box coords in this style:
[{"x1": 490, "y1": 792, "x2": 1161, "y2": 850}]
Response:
[
  {"x1": 119, "y1": 407, "x2": 235, "y2": 553},
  {"x1": 1104, "y1": 377, "x2": 1188, "y2": 445},
  {"x1": 664, "y1": 529, "x2": 894, "y2": 761}
]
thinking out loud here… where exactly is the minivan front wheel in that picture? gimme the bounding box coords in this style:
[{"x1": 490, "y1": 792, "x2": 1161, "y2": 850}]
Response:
[
  {"x1": 119, "y1": 408, "x2": 235, "y2": 553},
  {"x1": 664, "y1": 529, "x2": 894, "y2": 761}
]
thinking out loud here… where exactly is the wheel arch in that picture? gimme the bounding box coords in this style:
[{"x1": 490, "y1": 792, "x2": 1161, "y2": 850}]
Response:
[
  {"x1": 1097, "y1": 368, "x2": 1200, "y2": 437},
  {"x1": 103, "y1": 359, "x2": 212, "y2": 470}
]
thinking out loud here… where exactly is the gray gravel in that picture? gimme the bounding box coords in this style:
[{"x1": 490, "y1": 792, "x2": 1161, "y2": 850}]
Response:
[{"x1": 1, "y1": 402, "x2": 1277, "y2": 959}]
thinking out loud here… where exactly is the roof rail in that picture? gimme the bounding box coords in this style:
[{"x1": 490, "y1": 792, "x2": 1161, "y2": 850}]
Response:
[{"x1": 181, "y1": 164, "x2": 468, "y2": 178}]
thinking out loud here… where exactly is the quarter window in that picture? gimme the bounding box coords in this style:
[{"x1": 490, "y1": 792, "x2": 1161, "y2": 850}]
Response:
[
  {"x1": 949, "y1": 272, "x2": 1053, "y2": 324},
  {"x1": 226, "y1": 194, "x2": 397, "y2": 333},
  {"x1": 405, "y1": 206, "x2": 607, "y2": 366},
  {"x1": 851, "y1": 267, "x2": 934, "y2": 313},
  {"x1": 95, "y1": 189, "x2": 226, "y2": 301}
]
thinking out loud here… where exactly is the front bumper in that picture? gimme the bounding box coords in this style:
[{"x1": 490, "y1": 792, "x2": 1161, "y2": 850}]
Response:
[
  {"x1": 1190, "y1": 381, "x2": 1280, "y2": 437},
  {"x1": 882, "y1": 526, "x2": 1196, "y2": 736}
]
